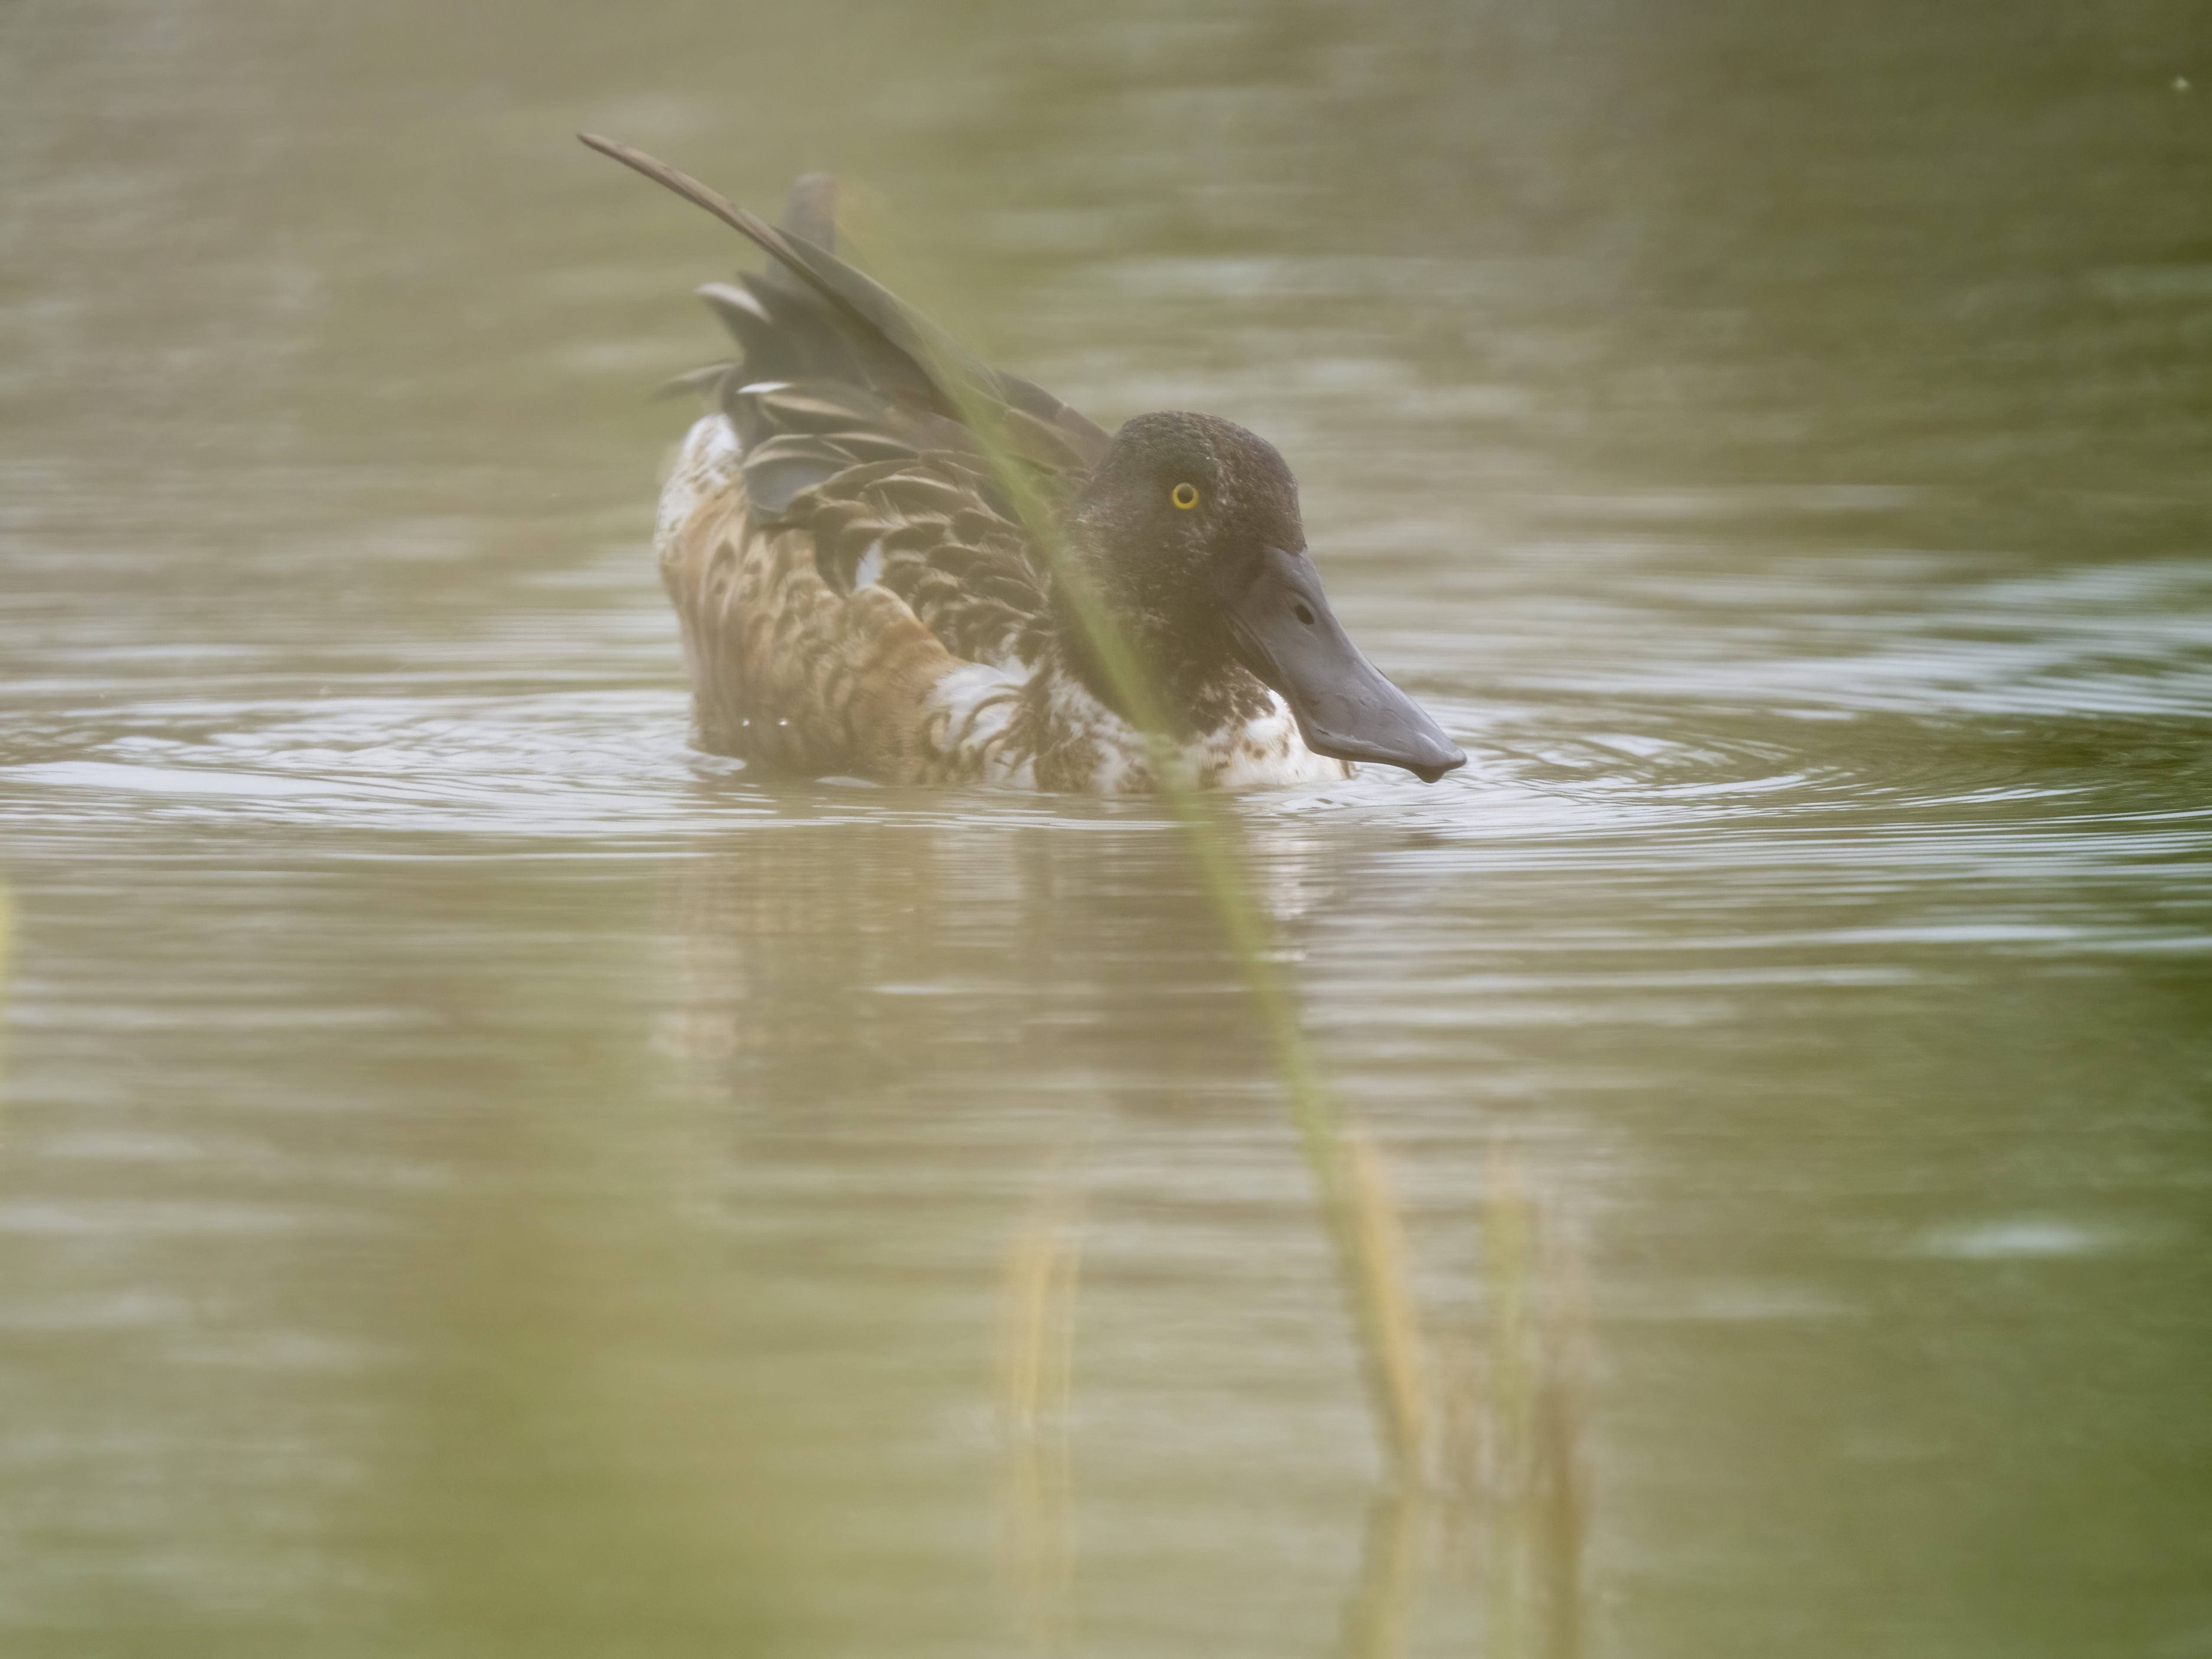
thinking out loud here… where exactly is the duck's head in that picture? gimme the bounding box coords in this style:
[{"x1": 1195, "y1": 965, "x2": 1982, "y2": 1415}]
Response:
[{"x1": 1057, "y1": 411, "x2": 1466, "y2": 784}]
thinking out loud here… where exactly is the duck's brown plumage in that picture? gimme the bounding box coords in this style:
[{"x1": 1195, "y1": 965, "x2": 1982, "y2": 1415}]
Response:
[{"x1": 589, "y1": 135, "x2": 1465, "y2": 793}]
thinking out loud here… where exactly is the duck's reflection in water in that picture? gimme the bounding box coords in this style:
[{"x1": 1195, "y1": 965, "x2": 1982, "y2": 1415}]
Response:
[
  {"x1": 655, "y1": 813, "x2": 1318, "y2": 1113},
  {"x1": 653, "y1": 807, "x2": 1590, "y2": 1654}
]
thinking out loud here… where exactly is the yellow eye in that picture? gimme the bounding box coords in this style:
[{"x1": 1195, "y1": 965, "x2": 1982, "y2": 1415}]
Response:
[{"x1": 1171, "y1": 482, "x2": 1200, "y2": 510}]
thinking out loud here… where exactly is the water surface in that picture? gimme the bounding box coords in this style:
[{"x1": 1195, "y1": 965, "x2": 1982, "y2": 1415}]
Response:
[{"x1": 3, "y1": 2, "x2": 2211, "y2": 1655}]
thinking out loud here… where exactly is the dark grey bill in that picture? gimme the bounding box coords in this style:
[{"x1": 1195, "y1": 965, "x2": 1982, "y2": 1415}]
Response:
[{"x1": 1224, "y1": 546, "x2": 1466, "y2": 784}]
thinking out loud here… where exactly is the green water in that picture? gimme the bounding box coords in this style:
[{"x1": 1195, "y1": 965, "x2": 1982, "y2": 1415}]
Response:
[{"x1": 3, "y1": 2, "x2": 2210, "y2": 1655}]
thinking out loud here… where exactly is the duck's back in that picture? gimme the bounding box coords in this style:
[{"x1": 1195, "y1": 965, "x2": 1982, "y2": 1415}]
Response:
[{"x1": 643, "y1": 165, "x2": 1115, "y2": 783}]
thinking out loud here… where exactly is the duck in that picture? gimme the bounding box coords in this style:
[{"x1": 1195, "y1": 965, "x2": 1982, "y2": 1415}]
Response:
[{"x1": 582, "y1": 134, "x2": 1465, "y2": 793}]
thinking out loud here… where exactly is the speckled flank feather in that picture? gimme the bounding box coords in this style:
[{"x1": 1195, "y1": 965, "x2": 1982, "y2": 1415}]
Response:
[{"x1": 657, "y1": 413, "x2": 953, "y2": 780}]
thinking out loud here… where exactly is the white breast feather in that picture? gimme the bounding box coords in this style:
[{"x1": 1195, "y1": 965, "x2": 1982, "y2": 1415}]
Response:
[{"x1": 1207, "y1": 696, "x2": 1352, "y2": 789}]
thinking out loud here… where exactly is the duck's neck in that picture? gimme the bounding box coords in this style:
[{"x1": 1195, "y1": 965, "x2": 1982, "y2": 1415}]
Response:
[{"x1": 1047, "y1": 615, "x2": 1275, "y2": 743}]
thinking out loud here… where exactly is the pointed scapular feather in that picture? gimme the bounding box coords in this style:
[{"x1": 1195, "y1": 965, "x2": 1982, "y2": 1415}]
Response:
[
  {"x1": 864, "y1": 472, "x2": 975, "y2": 520},
  {"x1": 752, "y1": 382, "x2": 904, "y2": 433},
  {"x1": 580, "y1": 133, "x2": 1113, "y2": 476},
  {"x1": 832, "y1": 430, "x2": 923, "y2": 465},
  {"x1": 652, "y1": 361, "x2": 737, "y2": 403},
  {"x1": 995, "y1": 404, "x2": 1106, "y2": 474},
  {"x1": 742, "y1": 436, "x2": 862, "y2": 518}
]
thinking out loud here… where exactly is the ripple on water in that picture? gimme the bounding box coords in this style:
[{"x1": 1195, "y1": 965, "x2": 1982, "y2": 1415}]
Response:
[{"x1": 6, "y1": 673, "x2": 2209, "y2": 883}]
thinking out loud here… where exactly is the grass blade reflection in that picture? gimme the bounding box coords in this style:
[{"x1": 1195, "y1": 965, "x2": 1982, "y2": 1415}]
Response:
[{"x1": 999, "y1": 1164, "x2": 1083, "y2": 1651}]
